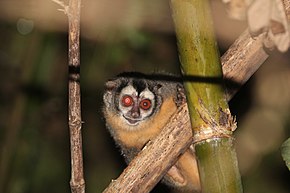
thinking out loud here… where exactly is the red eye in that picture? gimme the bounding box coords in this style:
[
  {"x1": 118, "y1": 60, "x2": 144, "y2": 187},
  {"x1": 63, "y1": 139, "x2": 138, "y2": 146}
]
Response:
[
  {"x1": 140, "y1": 99, "x2": 151, "y2": 110},
  {"x1": 121, "y1": 95, "x2": 133, "y2": 107}
]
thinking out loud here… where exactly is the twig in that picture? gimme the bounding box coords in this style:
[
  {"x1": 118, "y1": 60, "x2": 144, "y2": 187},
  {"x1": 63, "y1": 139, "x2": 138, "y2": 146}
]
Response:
[
  {"x1": 68, "y1": 0, "x2": 85, "y2": 192},
  {"x1": 51, "y1": 0, "x2": 69, "y2": 15}
]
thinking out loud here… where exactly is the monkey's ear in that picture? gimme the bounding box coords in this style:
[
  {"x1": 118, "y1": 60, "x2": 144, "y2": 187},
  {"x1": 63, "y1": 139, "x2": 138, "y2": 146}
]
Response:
[
  {"x1": 153, "y1": 84, "x2": 162, "y2": 92},
  {"x1": 105, "y1": 80, "x2": 118, "y2": 91}
]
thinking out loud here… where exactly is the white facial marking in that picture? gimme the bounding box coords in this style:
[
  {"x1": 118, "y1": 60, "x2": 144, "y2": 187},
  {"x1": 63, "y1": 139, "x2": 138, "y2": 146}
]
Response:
[
  {"x1": 118, "y1": 85, "x2": 137, "y2": 115},
  {"x1": 140, "y1": 88, "x2": 155, "y2": 101},
  {"x1": 138, "y1": 88, "x2": 155, "y2": 118},
  {"x1": 118, "y1": 86, "x2": 155, "y2": 126},
  {"x1": 121, "y1": 85, "x2": 137, "y2": 96}
]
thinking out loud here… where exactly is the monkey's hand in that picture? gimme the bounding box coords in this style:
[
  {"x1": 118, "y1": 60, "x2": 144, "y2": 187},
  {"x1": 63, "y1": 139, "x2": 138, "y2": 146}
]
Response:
[{"x1": 175, "y1": 84, "x2": 187, "y2": 107}]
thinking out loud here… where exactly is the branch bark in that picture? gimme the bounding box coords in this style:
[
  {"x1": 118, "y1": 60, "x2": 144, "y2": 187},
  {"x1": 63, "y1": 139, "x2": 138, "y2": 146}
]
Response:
[
  {"x1": 66, "y1": 0, "x2": 85, "y2": 193},
  {"x1": 53, "y1": 0, "x2": 86, "y2": 192},
  {"x1": 222, "y1": 30, "x2": 268, "y2": 100}
]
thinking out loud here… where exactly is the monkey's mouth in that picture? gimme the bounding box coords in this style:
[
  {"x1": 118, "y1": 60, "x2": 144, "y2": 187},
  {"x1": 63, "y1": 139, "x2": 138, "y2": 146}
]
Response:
[{"x1": 123, "y1": 116, "x2": 141, "y2": 125}]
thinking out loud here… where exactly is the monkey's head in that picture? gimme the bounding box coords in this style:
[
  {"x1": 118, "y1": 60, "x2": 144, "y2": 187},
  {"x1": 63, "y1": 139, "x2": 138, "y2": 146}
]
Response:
[{"x1": 103, "y1": 73, "x2": 163, "y2": 131}]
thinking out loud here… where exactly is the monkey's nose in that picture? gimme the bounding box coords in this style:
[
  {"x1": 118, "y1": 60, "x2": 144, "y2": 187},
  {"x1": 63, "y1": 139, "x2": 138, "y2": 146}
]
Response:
[
  {"x1": 130, "y1": 106, "x2": 140, "y2": 118},
  {"x1": 131, "y1": 111, "x2": 140, "y2": 118}
]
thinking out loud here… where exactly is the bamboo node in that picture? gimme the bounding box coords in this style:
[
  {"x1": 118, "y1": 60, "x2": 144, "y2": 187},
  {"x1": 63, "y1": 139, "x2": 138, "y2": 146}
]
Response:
[{"x1": 193, "y1": 125, "x2": 233, "y2": 144}]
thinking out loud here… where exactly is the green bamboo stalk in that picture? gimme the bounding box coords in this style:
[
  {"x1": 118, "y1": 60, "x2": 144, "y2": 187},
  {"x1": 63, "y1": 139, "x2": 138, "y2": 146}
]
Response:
[{"x1": 170, "y1": 0, "x2": 243, "y2": 193}]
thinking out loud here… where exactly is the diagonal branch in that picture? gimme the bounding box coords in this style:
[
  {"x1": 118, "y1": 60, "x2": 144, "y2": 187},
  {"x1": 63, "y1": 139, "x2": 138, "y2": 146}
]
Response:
[{"x1": 222, "y1": 30, "x2": 268, "y2": 100}]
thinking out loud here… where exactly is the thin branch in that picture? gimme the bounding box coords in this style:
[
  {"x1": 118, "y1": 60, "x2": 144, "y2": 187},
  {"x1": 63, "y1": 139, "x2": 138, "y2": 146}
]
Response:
[
  {"x1": 51, "y1": 0, "x2": 84, "y2": 192},
  {"x1": 65, "y1": 0, "x2": 85, "y2": 193}
]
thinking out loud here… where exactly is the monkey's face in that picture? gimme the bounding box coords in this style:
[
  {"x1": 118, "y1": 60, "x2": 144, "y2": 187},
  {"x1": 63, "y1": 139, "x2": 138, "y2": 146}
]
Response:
[
  {"x1": 118, "y1": 85, "x2": 155, "y2": 125},
  {"x1": 103, "y1": 76, "x2": 162, "y2": 131}
]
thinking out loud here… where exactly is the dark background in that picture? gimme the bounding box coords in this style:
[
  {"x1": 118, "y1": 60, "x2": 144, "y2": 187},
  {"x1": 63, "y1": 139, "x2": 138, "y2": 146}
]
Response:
[{"x1": 0, "y1": 0, "x2": 289, "y2": 193}]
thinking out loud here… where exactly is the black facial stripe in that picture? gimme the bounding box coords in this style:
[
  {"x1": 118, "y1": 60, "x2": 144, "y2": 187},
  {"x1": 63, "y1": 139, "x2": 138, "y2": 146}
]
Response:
[
  {"x1": 116, "y1": 79, "x2": 128, "y2": 94},
  {"x1": 132, "y1": 79, "x2": 147, "y2": 96},
  {"x1": 132, "y1": 80, "x2": 161, "y2": 116},
  {"x1": 114, "y1": 92, "x2": 121, "y2": 113},
  {"x1": 114, "y1": 79, "x2": 129, "y2": 112},
  {"x1": 151, "y1": 93, "x2": 159, "y2": 115}
]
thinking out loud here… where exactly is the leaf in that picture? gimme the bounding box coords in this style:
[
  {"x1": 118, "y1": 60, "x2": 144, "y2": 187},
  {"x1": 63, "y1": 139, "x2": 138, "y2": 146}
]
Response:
[{"x1": 281, "y1": 138, "x2": 290, "y2": 171}]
